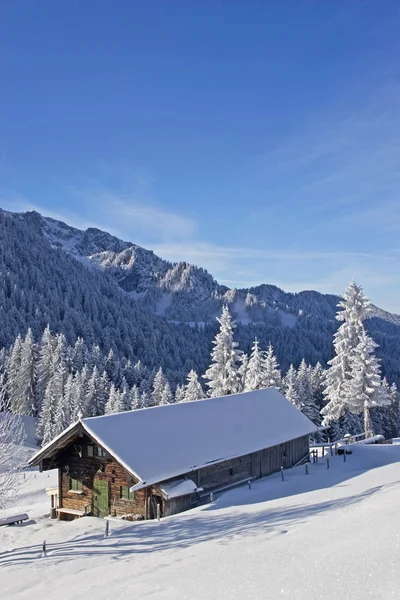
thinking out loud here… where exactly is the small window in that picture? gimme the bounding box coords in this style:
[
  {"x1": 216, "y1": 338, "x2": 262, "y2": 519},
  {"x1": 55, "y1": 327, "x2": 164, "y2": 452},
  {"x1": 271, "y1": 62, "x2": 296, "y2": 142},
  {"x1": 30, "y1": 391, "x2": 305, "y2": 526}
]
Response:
[
  {"x1": 94, "y1": 446, "x2": 107, "y2": 458},
  {"x1": 70, "y1": 478, "x2": 82, "y2": 492},
  {"x1": 229, "y1": 468, "x2": 234, "y2": 477},
  {"x1": 87, "y1": 445, "x2": 94, "y2": 457},
  {"x1": 120, "y1": 486, "x2": 134, "y2": 500}
]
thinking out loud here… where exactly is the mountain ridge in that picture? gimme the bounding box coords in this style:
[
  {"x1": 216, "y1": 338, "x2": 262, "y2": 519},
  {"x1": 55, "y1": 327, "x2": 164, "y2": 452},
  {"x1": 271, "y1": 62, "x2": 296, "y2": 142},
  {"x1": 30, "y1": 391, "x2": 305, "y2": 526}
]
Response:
[
  {"x1": 12, "y1": 208, "x2": 400, "y2": 328},
  {"x1": 2, "y1": 206, "x2": 400, "y2": 387}
]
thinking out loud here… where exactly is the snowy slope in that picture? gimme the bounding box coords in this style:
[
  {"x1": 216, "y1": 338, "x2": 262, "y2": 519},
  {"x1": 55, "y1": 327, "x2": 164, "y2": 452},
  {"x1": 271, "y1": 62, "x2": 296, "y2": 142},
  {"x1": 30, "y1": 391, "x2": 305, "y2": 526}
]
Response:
[{"x1": 2, "y1": 445, "x2": 400, "y2": 599}]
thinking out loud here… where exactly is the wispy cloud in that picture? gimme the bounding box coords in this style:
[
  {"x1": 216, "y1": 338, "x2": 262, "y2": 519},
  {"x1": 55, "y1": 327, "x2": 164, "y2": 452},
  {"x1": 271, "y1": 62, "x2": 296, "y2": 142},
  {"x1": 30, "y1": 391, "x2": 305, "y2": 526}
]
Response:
[
  {"x1": 254, "y1": 79, "x2": 400, "y2": 231},
  {"x1": 149, "y1": 241, "x2": 392, "y2": 264}
]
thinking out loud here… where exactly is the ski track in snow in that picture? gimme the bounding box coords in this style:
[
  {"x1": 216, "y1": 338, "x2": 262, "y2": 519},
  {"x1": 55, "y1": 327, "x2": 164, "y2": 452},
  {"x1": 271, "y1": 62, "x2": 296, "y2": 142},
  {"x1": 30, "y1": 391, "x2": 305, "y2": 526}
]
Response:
[{"x1": 1, "y1": 445, "x2": 400, "y2": 599}]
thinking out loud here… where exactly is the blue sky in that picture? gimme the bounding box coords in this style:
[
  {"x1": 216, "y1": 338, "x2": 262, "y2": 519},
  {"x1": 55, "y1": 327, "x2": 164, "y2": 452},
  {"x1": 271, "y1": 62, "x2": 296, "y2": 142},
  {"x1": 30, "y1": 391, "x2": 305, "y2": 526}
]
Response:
[{"x1": 1, "y1": 1, "x2": 400, "y2": 312}]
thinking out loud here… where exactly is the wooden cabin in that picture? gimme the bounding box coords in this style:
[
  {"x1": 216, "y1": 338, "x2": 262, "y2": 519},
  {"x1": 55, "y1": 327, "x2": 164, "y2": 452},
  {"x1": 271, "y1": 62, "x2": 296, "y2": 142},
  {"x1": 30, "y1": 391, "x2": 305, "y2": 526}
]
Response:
[{"x1": 29, "y1": 388, "x2": 317, "y2": 521}]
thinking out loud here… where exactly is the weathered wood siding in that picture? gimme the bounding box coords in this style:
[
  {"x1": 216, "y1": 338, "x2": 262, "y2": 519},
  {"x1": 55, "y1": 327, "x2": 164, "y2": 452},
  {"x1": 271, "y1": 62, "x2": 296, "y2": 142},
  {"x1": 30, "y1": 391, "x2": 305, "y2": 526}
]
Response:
[
  {"x1": 181, "y1": 435, "x2": 310, "y2": 494},
  {"x1": 163, "y1": 495, "x2": 193, "y2": 517},
  {"x1": 56, "y1": 434, "x2": 146, "y2": 518}
]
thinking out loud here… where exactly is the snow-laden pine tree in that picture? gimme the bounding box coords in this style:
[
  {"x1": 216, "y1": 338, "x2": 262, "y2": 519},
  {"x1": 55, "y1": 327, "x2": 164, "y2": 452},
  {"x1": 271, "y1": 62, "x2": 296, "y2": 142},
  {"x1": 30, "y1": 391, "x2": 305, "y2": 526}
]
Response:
[
  {"x1": 183, "y1": 370, "x2": 204, "y2": 402},
  {"x1": 131, "y1": 385, "x2": 141, "y2": 410},
  {"x1": 283, "y1": 365, "x2": 300, "y2": 408},
  {"x1": 345, "y1": 328, "x2": 391, "y2": 436},
  {"x1": 310, "y1": 363, "x2": 325, "y2": 411},
  {"x1": 85, "y1": 366, "x2": 106, "y2": 417},
  {"x1": 262, "y1": 343, "x2": 282, "y2": 389},
  {"x1": 7, "y1": 334, "x2": 22, "y2": 414},
  {"x1": 296, "y1": 359, "x2": 320, "y2": 425},
  {"x1": 72, "y1": 337, "x2": 88, "y2": 373},
  {"x1": 53, "y1": 386, "x2": 71, "y2": 437},
  {"x1": 120, "y1": 379, "x2": 131, "y2": 411},
  {"x1": 174, "y1": 384, "x2": 186, "y2": 403},
  {"x1": 104, "y1": 384, "x2": 121, "y2": 414},
  {"x1": 151, "y1": 367, "x2": 168, "y2": 406},
  {"x1": 141, "y1": 390, "x2": 151, "y2": 408},
  {"x1": 237, "y1": 353, "x2": 248, "y2": 392},
  {"x1": 159, "y1": 382, "x2": 173, "y2": 406},
  {"x1": 36, "y1": 326, "x2": 56, "y2": 413},
  {"x1": 37, "y1": 333, "x2": 68, "y2": 444},
  {"x1": 204, "y1": 306, "x2": 241, "y2": 397},
  {"x1": 243, "y1": 340, "x2": 265, "y2": 391},
  {"x1": 63, "y1": 373, "x2": 75, "y2": 422},
  {"x1": 14, "y1": 329, "x2": 37, "y2": 415},
  {"x1": 321, "y1": 282, "x2": 371, "y2": 426}
]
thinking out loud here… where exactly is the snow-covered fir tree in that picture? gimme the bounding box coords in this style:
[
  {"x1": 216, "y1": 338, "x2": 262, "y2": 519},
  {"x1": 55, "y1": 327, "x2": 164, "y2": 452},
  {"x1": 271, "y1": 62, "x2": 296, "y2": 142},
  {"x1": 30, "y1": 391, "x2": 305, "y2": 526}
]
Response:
[
  {"x1": 131, "y1": 385, "x2": 141, "y2": 410},
  {"x1": 104, "y1": 384, "x2": 122, "y2": 415},
  {"x1": 243, "y1": 340, "x2": 265, "y2": 391},
  {"x1": 283, "y1": 365, "x2": 300, "y2": 408},
  {"x1": 36, "y1": 326, "x2": 55, "y2": 414},
  {"x1": 237, "y1": 352, "x2": 249, "y2": 392},
  {"x1": 151, "y1": 367, "x2": 169, "y2": 406},
  {"x1": 183, "y1": 370, "x2": 204, "y2": 402},
  {"x1": 390, "y1": 383, "x2": 399, "y2": 438},
  {"x1": 204, "y1": 306, "x2": 241, "y2": 397},
  {"x1": 15, "y1": 329, "x2": 37, "y2": 415},
  {"x1": 321, "y1": 282, "x2": 372, "y2": 427},
  {"x1": 345, "y1": 328, "x2": 391, "y2": 436},
  {"x1": 262, "y1": 343, "x2": 282, "y2": 389},
  {"x1": 159, "y1": 381, "x2": 173, "y2": 406},
  {"x1": 174, "y1": 384, "x2": 186, "y2": 403},
  {"x1": 7, "y1": 334, "x2": 22, "y2": 415},
  {"x1": 296, "y1": 360, "x2": 320, "y2": 425}
]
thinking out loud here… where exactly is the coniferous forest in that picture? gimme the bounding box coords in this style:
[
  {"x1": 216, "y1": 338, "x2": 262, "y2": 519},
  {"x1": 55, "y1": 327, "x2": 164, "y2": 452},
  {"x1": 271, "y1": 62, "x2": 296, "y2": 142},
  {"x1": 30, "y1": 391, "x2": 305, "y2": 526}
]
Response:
[{"x1": 1, "y1": 208, "x2": 399, "y2": 444}]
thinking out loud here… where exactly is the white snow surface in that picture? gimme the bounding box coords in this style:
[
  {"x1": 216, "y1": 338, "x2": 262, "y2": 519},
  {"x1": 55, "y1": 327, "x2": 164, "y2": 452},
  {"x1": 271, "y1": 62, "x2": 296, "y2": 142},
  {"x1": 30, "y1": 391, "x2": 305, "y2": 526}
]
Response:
[
  {"x1": 2, "y1": 444, "x2": 400, "y2": 599},
  {"x1": 79, "y1": 388, "x2": 316, "y2": 486}
]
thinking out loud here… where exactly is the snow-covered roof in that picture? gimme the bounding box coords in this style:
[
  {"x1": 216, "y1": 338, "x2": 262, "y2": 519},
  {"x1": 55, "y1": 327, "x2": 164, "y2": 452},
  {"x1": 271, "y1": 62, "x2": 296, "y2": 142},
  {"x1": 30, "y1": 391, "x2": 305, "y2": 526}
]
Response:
[
  {"x1": 30, "y1": 388, "x2": 317, "y2": 488},
  {"x1": 157, "y1": 478, "x2": 200, "y2": 499}
]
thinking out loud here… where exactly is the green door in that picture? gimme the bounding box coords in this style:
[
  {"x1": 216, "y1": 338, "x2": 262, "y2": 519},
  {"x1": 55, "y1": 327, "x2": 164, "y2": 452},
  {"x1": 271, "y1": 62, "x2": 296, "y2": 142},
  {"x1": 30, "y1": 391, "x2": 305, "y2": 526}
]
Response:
[{"x1": 93, "y1": 480, "x2": 109, "y2": 518}]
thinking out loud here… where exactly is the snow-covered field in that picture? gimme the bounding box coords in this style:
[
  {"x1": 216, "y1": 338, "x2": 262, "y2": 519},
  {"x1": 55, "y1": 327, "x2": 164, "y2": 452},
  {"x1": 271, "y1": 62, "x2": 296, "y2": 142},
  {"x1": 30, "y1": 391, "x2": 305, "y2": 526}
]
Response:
[{"x1": 1, "y1": 445, "x2": 400, "y2": 599}]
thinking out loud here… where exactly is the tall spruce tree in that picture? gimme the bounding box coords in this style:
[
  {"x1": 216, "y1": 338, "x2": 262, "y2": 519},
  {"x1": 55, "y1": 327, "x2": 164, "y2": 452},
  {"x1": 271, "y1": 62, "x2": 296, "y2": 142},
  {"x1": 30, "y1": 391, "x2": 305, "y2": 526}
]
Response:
[
  {"x1": 296, "y1": 359, "x2": 320, "y2": 425},
  {"x1": 244, "y1": 340, "x2": 265, "y2": 391},
  {"x1": 345, "y1": 328, "x2": 391, "y2": 436},
  {"x1": 204, "y1": 306, "x2": 241, "y2": 397},
  {"x1": 262, "y1": 343, "x2": 282, "y2": 389},
  {"x1": 321, "y1": 282, "x2": 371, "y2": 427},
  {"x1": 283, "y1": 365, "x2": 300, "y2": 408}
]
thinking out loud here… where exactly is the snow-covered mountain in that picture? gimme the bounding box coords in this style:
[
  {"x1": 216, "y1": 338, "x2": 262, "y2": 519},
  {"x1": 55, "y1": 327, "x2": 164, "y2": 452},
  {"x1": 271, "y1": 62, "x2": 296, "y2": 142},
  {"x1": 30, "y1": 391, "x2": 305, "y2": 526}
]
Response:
[
  {"x1": 2, "y1": 207, "x2": 400, "y2": 384},
  {"x1": 15, "y1": 209, "x2": 400, "y2": 328}
]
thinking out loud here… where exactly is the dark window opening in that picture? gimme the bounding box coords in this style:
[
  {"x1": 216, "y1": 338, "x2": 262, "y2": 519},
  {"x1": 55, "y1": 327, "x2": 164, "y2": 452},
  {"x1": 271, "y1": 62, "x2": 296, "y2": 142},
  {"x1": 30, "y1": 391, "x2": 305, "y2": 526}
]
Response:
[{"x1": 229, "y1": 468, "x2": 234, "y2": 476}]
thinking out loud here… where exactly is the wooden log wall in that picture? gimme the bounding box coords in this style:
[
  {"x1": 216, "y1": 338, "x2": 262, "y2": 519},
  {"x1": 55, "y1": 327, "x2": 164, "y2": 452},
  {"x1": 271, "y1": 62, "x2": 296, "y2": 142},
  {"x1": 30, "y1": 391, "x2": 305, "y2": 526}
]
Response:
[{"x1": 57, "y1": 434, "x2": 146, "y2": 518}]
